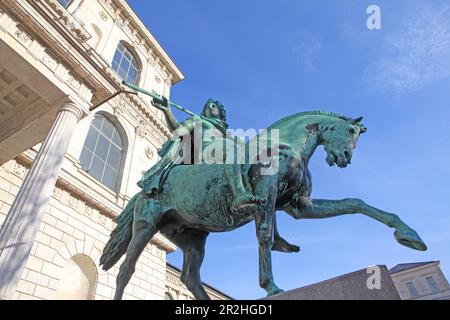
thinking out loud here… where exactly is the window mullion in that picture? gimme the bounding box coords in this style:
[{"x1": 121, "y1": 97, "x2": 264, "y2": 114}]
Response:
[
  {"x1": 82, "y1": 115, "x2": 124, "y2": 191},
  {"x1": 111, "y1": 43, "x2": 139, "y2": 84},
  {"x1": 88, "y1": 127, "x2": 102, "y2": 171}
]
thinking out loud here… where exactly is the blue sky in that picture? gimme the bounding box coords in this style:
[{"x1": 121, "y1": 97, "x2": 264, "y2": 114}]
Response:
[{"x1": 128, "y1": 0, "x2": 450, "y2": 299}]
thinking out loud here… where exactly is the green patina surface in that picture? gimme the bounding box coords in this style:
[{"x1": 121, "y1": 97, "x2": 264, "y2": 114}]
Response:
[{"x1": 100, "y1": 84, "x2": 427, "y2": 300}]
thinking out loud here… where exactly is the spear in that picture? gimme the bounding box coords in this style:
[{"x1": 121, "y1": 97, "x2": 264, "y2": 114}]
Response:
[
  {"x1": 90, "y1": 80, "x2": 196, "y2": 118},
  {"x1": 121, "y1": 80, "x2": 196, "y2": 117}
]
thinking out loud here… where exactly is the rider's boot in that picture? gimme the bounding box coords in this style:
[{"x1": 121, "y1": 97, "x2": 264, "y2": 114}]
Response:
[
  {"x1": 231, "y1": 191, "x2": 264, "y2": 213},
  {"x1": 227, "y1": 164, "x2": 266, "y2": 213}
]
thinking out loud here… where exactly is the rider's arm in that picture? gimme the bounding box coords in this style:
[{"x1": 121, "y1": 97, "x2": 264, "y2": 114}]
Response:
[
  {"x1": 152, "y1": 96, "x2": 178, "y2": 131},
  {"x1": 163, "y1": 107, "x2": 179, "y2": 131}
]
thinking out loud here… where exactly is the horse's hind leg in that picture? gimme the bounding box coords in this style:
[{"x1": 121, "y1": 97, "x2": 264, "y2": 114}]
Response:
[
  {"x1": 165, "y1": 227, "x2": 210, "y2": 300},
  {"x1": 254, "y1": 175, "x2": 283, "y2": 296},
  {"x1": 114, "y1": 220, "x2": 154, "y2": 300},
  {"x1": 114, "y1": 195, "x2": 163, "y2": 300}
]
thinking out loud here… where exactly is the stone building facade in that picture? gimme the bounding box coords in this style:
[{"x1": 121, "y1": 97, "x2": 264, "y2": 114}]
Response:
[
  {"x1": 390, "y1": 261, "x2": 450, "y2": 300},
  {"x1": 165, "y1": 264, "x2": 232, "y2": 300},
  {"x1": 0, "y1": 0, "x2": 228, "y2": 300},
  {"x1": 263, "y1": 261, "x2": 450, "y2": 300}
]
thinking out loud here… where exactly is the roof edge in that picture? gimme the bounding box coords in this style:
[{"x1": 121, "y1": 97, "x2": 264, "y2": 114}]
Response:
[
  {"x1": 112, "y1": 0, "x2": 184, "y2": 84},
  {"x1": 389, "y1": 261, "x2": 440, "y2": 275}
]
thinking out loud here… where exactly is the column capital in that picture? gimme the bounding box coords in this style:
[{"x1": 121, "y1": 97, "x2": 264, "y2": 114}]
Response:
[{"x1": 54, "y1": 97, "x2": 87, "y2": 121}]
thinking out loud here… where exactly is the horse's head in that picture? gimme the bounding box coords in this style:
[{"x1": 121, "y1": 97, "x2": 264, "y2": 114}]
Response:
[{"x1": 320, "y1": 116, "x2": 367, "y2": 168}]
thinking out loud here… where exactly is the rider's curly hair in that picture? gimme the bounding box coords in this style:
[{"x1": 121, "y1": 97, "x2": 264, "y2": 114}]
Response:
[{"x1": 201, "y1": 98, "x2": 227, "y2": 120}]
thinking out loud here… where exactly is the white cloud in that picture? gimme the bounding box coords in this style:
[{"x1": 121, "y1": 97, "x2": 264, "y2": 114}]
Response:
[
  {"x1": 366, "y1": 4, "x2": 450, "y2": 92},
  {"x1": 290, "y1": 32, "x2": 323, "y2": 72}
]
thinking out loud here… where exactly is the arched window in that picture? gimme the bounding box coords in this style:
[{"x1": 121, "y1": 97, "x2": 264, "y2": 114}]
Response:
[
  {"x1": 79, "y1": 114, "x2": 125, "y2": 191},
  {"x1": 56, "y1": 255, "x2": 97, "y2": 300},
  {"x1": 111, "y1": 42, "x2": 140, "y2": 84},
  {"x1": 165, "y1": 292, "x2": 174, "y2": 300},
  {"x1": 58, "y1": 0, "x2": 72, "y2": 8}
]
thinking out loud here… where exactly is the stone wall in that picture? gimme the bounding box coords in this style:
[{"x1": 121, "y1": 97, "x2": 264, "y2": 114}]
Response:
[
  {"x1": 391, "y1": 262, "x2": 450, "y2": 300},
  {"x1": 165, "y1": 264, "x2": 232, "y2": 300},
  {"x1": 0, "y1": 0, "x2": 189, "y2": 300},
  {"x1": 0, "y1": 157, "x2": 168, "y2": 300},
  {"x1": 262, "y1": 265, "x2": 400, "y2": 300}
]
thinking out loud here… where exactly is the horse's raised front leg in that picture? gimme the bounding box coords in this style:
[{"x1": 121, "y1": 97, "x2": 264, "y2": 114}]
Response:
[{"x1": 283, "y1": 198, "x2": 427, "y2": 251}]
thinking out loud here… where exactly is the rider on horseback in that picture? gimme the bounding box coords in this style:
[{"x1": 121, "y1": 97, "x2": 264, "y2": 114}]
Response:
[{"x1": 139, "y1": 97, "x2": 264, "y2": 213}]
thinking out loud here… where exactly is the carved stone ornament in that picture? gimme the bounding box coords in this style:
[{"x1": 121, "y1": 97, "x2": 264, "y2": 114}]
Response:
[
  {"x1": 113, "y1": 102, "x2": 125, "y2": 118},
  {"x1": 12, "y1": 162, "x2": 26, "y2": 177},
  {"x1": 41, "y1": 51, "x2": 58, "y2": 70},
  {"x1": 135, "y1": 125, "x2": 147, "y2": 138},
  {"x1": 14, "y1": 30, "x2": 31, "y2": 45},
  {"x1": 145, "y1": 146, "x2": 154, "y2": 160},
  {"x1": 99, "y1": 11, "x2": 108, "y2": 21},
  {"x1": 67, "y1": 74, "x2": 81, "y2": 89}
]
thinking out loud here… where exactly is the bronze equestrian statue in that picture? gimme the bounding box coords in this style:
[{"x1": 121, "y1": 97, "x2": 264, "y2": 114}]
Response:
[{"x1": 100, "y1": 85, "x2": 427, "y2": 300}]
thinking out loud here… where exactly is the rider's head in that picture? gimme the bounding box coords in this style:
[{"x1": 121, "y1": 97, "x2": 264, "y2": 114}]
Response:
[{"x1": 201, "y1": 99, "x2": 227, "y2": 121}]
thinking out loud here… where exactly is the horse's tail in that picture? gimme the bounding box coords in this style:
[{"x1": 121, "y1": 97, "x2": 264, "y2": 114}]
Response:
[{"x1": 100, "y1": 193, "x2": 140, "y2": 271}]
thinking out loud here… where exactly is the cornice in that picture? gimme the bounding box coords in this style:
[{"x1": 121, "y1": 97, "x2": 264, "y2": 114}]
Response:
[
  {"x1": 2, "y1": 0, "x2": 113, "y2": 95},
  {"x1": 1, "y1": 1, "x2": 172, "y2": 139},
  {"x1": 391, "y1": 262, "x2": 441, "y2": 277},
  {"x1": 101, "y1": 0, "x2": 184, "y2": 85},
  {"x1": 44, "y1": 0, "x2": 91, "y2": 43}
]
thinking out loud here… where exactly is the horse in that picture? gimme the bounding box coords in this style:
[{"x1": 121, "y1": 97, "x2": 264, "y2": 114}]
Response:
[{"x1": 100, "y1": 111, "x2": 427, "y2": 300}]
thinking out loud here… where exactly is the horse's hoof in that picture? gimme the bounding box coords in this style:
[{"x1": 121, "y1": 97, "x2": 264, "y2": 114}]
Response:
[
  {"x1": 272, "y1": 238, "x2": 300, "y2": 253},
  {"x1": 394, "y1": 228, "x2": 427, "y2": 251}
]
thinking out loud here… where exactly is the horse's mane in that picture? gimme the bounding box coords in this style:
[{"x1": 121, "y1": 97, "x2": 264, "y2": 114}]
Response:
[{"x1": 268, "y1": 110, "x2": 353, "y2": 129}]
